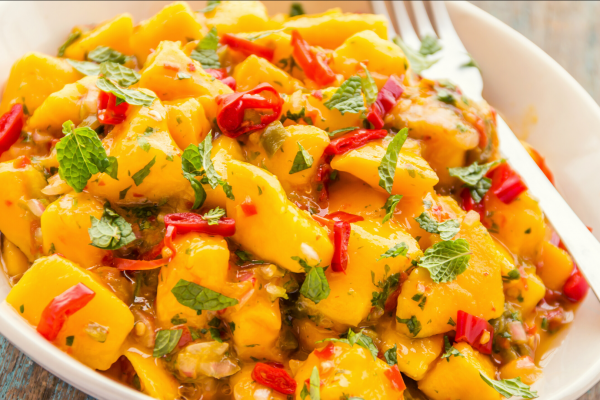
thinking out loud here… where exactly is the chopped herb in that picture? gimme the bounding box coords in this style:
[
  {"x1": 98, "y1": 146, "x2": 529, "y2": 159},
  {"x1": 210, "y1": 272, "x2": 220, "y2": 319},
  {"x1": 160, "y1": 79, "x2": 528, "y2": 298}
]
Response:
[
  {"x1": 359, "y1": 63, "x2": 378, "y2": 106},
  {"x1": 66, "y1": 336, "x2": 75, "y2": 346},
  {"x1": 100, "y1": 62, "x2": 141, "y2": 87},
  {"x1": 171, "y1": 279, "x2": 238, "y2": 312},
  {"x1": 153, "y1": 329, "x2": 182, "y2": 357},
  {"x1": 170, "y1": 314, "x2": 187, "y2": 325},
  {"x1": 441, "y1": 336, "x2": 464, "y2": 362},
  {"x1": 198, "y1": 0, "x2": 221, "y2": 13},
  {"x1": 378, "y1": 243, "x2": 408, "y2": 261},
  {"x1": 384, "y1": 344, "x2": 398, "y2": 366},
  {"x1": 479, "y1": 373, "x2": 538, "y2": 399},
  {"x1": 131, "y1": 156, "x2": 156, "y2": 186},
  {"x1": 203, "y1": 207, "x2": 226, "y2": 225},
  {"x1": 378, "y1": 128, "x2": 408, "y2": 194},
  {"x1": 436, "y1": 89, "x2": 455, "y2": 104},
  {"x1": 290, "y1": 2, "x2": 305, "y2": 17},
  {"x1": 96, "y1": 77, "x2": 156, "y2": 107},
  {"x1": 58, "y1": 31, "x2": 81, "y2": 57},
  {"x1": 191, "y1": 27, "x2": 220, "y2": 69},
  {"x1": 393, "y1": 37, "x2": 438, "y2": 74},
  {"x1": 396, "y1": 315, "x2": 422, "y2": 337},
  {"x1": 324, "y1": 76, "x2": 365, "y2": 115},
  {"x1": 371, "y1": 268, "x2": 400, "y2": 309},
  {"x1": 418, "y1": 239, "x2": 471, "y2": 283},
  {"x1": 448, "y1": 317, "x2": 456, "y2": 326},
  {"x1": 414, "y1": 212, "x2": 460, "y2": 241},
  {"x1": 19, "y1": 305, "x2": 24, "y2": 314},
  {"x1": 382, "y1": 194, "x2": 402, "y2": 223},
  {"x1": 88, "y1": 46, "x2": 128, "y2": 64},
  {"x1": 289, "y1": 142, "x2": 314, "y2": 174},
  {"x1": 67, "y1": 60, "x2": 101, "y2": 76},
  {"x1": 419, "y1": 34, "x2": 442, "y2": 55},
  {"x1": 280, "y1": 107, "x2": 313, "y2": 125},
  {"x1": 119, "y1": 185, "x2": 132, "y2": 200},
  {"x1": 525, "y1": 228, "x2": 531, "y2": 234},
  {"x1": 294, "y1": 257, "x2": 330, "y2": 304}
]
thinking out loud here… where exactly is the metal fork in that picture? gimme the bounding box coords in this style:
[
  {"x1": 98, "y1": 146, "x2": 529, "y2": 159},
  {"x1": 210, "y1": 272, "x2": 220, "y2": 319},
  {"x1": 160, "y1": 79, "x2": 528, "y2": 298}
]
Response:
[{"x1": 373, "y1": 1, "x2": 600, "y2": 300}]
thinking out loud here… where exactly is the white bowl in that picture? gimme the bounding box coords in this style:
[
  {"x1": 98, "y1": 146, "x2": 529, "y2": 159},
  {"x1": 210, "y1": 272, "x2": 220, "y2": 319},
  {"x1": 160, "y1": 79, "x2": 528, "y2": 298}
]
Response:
[{"x1": 1, "y1": 1, "x2": 600, "y2": 399}]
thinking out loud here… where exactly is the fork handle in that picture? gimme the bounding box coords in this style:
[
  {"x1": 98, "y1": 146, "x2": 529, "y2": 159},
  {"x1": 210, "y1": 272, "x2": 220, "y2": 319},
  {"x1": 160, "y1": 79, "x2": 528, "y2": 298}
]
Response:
[{"x1": 497, "y1": 116, "x2": 600, "y2": 298}]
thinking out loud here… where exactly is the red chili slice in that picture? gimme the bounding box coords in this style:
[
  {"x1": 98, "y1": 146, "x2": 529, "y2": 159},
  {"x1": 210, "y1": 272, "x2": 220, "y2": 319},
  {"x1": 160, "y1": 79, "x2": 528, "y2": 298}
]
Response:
[
  {"x1": 98, "y1": 91, "x2": 128, "y2": 125},
  {"x1": 489, "y1": 163, "x2": 527, "y2": 204},
  {"x1": 563, "y1": 265, "x2": 589, "y2": 303},
  {"x1": 314, "y1": 342, "x2": 336, "y2": 360},
  {"x1": 221, "y1": 33, "x2": 274, "y2": 61},
  {"x1": 366, "y1": 75, "x2": 404, "y2": 129},
  {"x1": 291, "y1": 30, "x2": 336, "y2": 86},
  {"x1": 205, "y1": 68, "x2": 237, "y2": 91},
  {"x1": 455, "y1": 310, "x2": 494, "y2": 354},
  {"x1": 331, "y1": 221, "x2": 351, "y2": 273},
  {"x1": 0, "y1": 104, "x2": 24, "y2": 156},
  {"x1": 324, "y1": 129, "x2": 388, "y2": 155},
  {"x1": 324, "y1": 211, "x2": 364, "y2": 223},
  {"x1": 164, "y1": 212, "x2": 236, "y2": 236},
  {"x1": 460, "y1": 188, "x2": 486, "y2": 223},
  {"x1": 251, "y1": 362, "x2": 297, "y2": 395},
  {"x1": 216, "y1": 83, "x2": 283, "y2": 137},
  {"x1": 36, "y1": 283, "x2": 96, "y2": 341},
  {"x1": 115, "y1": 225, "x2": 177, "y2": 271},
  {"x1": 384, "y1": 364, "x2": 406, "y2": 391}
]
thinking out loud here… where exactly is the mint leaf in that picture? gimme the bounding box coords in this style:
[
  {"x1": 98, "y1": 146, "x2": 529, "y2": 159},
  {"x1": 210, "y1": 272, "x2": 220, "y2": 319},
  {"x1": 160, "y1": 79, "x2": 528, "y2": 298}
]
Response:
[
  {"x1": 415, "y1": 213, "x2": 460, "y2": 241},
  {"x1": 378, "y1": 128, "x2": 408, "y2": 194},
  {"x1": 448, "y1": 317, "x2": 456, "y2": 326},
  {"x1": 290, "y1": 2, "x2": 305, "y2": 17},
  {"x1": 131, "y1": 156, "x2": 155, "y2": 186},
  {"x1": 171, "y1": 314, "x2": 187, "y2": 325},
  {"x1": 100, "y1": 62, "x2": 140, "y2": 87},
  {"x1": 324, "y1": 76, "x2": 365, "y2": 115},
  {"x1": 56, "y1": 120, "x2": 115, "y2": 192},
  {"x1": 67, "y1": 60, "x2": 100, "y2": 76},
  {"x1": 88, "y1": 203, "x2": 136, "y2": 250},
  {"x1": 382, "y1": 194, "x2": 402, "y2": 223},
  {"x1": 280, "y1": 107, "x2": 312, "y2": 125},
  {"x1": 360, "y1": 63, "x2": 378, "y2": 106},
  {"x1": 171, "y1": 279, "x2": 238, "y2": 311},
  {"x1": 289, "y1": 142, "x2": 313, "y2": 174},
  {"x1": 436, "y1": 89, "x2": 455, "y2": 104},
  {"x1": 198, "y1": 0, "x2": 220, "y2": 13},
  {"x1": 96, "y1": 77, "x2": 156, "y2": 107},
  {"x1": 396, "y1": 315, "x2": 422, "y2": 337},
  {"x1": 300, "y1": 384, "x2": 309, "y2": 400},
  {"x1": 418, "y1": 239, "x2": 470, "y2": 283},
  {"x1": 480, "y1": 373, "x2": 538, "y2": 399},
  {"x1": 384, "y1": 344, "x2": 398, "y2": 366},
  {"x1": 419, "y1": 35, "x2": 442, "y2": 55},
  {"x1": 58, "y1": 31, "x2": 81, "y2": 57},
  {"x1": 378, "y1": 243, "x2": 408, "y2": 261},
  {"x1": 317, "y1": 329, "x2": 377, "y2": 360},
  {"x1": 310, "y1": 366, "x2": 321, "y2": 400},
  {"x1": 470, "y1": 177, "x2": 492, "y2": 203},
  {"x1": 294, "y1": 257, "x2": 330, "y2": 304},
  {"x1": 88, "y1": 46, "x2": 128, "y2": 64},
  {"x1": 393, "y1": 37, "x2": 438, "y2": 75},
  {"x1": 371, "y1": 270, "x2": 400, "y2": 309},
  {"x1": 448, "y1": 159, "x2": 504, "y2": 187},
  {"x1": 441, "y1": 336, "x2": 464, "y2": 362},
  {"x1": 106, "y1": 156, "x2": 119, "y2": 180},
  {"x1": 153, "y1": 329, "x2": 182, "y2": 357},
  {"x1": 327, "y1": 126, "x2": 359, "y2": 138},
  {"x1": 191, "y1": 27, "x2": 220, "y2": 69},
  {"x1": 203, "y1": 207, "x2": 226, "y2": 225}
]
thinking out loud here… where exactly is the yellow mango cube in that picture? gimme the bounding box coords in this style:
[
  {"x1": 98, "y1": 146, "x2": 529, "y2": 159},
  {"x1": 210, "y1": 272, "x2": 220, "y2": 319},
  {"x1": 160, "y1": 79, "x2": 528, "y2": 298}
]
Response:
[
  {"x1": 204, "y1": 1, "x2": 276, "y2": 35},
  {"x1": 63, "y1": 14, "x2": 133, "y2": 61},
  {"x1": 537, "y1": 240, "x2": 574, "y2": 291},
  {"x1": 0, "y1": 52, "x2": 80, "y2": 115},
  {"x1": 233, "y1": 55, "x2": 304, "y2": 94},
  {"x1": 125, "y1": 348, "x2": 181, "y2": 400},
  {"x1": 138, "y1": 41, "x2": 232, "y2": 101},
  {"x1": 504, "y1": 265, "x2": 546, "y2": 318},
  {"x1": 0, "y1": 161, "x2": 48, "y2": 261},
  {"x1": 1, "y1": 238, "x2": 30, "y2": 279},
  {"x1": 6, "y1": 255, "x2": 134, "y2": 370},
  {"x1": 130, "y1": 2, "x2": 204, "y2": 66},
  {"x1": 328, "y1": 172, "x2": 390, "y2": 220},
  {"x1": 202, "y1": 136, "x2": 245, "y2": 209},
  {"x1": 225, "y1": 160, "x2": 333, "y2": 273},
  {"x1": 418, "y1": 343, "x2": 501, "y2": 400},
  {"x1": 163, "y1": 97, "x2": 211, "y2": 150}
]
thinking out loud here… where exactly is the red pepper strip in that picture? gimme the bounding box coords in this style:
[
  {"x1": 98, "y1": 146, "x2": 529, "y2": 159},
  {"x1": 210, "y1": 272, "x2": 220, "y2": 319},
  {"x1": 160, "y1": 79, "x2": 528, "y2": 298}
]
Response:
[
  {"x1": 455, "y1": 310, "x2": 494, "y2": 354},
  {"x1": 205, "y1": 68, "x2": 237, "y2": 91},
  {"x1": 460, "y1": 188, "x2": 486, "y2": 223},
  {"x1": 563, "y1": 264, "x2": 589, "y2": 303},
  {"x1": 325, "y1": 211, "x2": 364, "y2": 223},
  {"x1": 314, "y1": 342, "x2": 336, "y2": 360},
  {"x1": 312, "y1": 214, "x2": 334, "y2": 230},
  {"x1": 0, "y1": 104, "x2": 24, "y2": 156},
  {"x1": 115, "y1": 225, "x2": 177, "y2": 271},
  {"x1": 366, "y1": 75, "x2": 404, "y2": 129},
  {"x1": 331, "y1": 221, "x2": 351, "y2": 273},
  {"x1": 216, "y1": 83, "x2": 283, "y2": 138},
  {"x1": 324, "y1": 129, "x2": 388, "y2": 156},
  {"x1": 384, "y1": 364, "x2": 406, "y2": 391},
  {"x1": 36, "y1": 283, "x2": 96, "y2": 341},
  {"x1": 98, "y1": 91, "x2": 128, "y2": 124},
  {"x1": 316, "y1": 163, "x2": 331, "y2": 202},
  {"x1": 291, "y1": 30, "x2": 336, "y2": 86},
  {"x1": 240, "y1": 197, "x2": 258, "y2": 216},
  {"x1": 164, "y1": 212, "x2": 236, "y2": 236},
  {"x1": 177, "y1": 326, "x2": 193, "y2": 348},
  {"x1": 489, "y1": 163, "x2": 528, "y2": 204},
  {"x1": 251, "y1": 362, "x2": 297, "y2": 395},
  {"x1": 221, "y1": 33, "x2": 274, "y2": 61}
]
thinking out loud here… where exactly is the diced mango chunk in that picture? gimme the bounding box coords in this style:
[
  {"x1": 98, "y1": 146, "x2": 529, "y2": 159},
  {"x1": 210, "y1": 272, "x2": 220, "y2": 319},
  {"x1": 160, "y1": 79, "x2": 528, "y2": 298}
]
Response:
[
  {"x1": 328, "y1": 172, "x2": 390, "y2": 220},
  {"x1": 499, "y1": 356, "x2": 543, "y2": 385},
  {"x1": 504, "y1": 265, "x2": 546, "y2": 318},
  {"x1": 163, "y1": 97, "x2": 211, "y2": 150},
  {"x1": 41, "y1": 193, "x2": 110, "y2": 269},
  {"x1": 418, "y1": 342, "x2": 501, "y2": 400},
  {"x1": 0, "y1": 52, "x2": 80, "y2": 115},
  {"x1": 6, "y1": 255, "x2": 134, "y2": 370},
  {"x1": 63, "y1": 14, "x2": 133, "y2": 61},
  {"x1": 125, "y1": 349, "x2": 180, "y2": 400},
  {"x1": 225, "y1": 160, "x2": 333, "y2": 273},
  {"x1": 537, "y1": 241, "x2": 573, "y2": 291},
  {"x1": 233, "y1": 55, "x2": 304, "y2": 94},
  {"x1": 204, "y1": 1, "x2": 276, "y2": 35},
  {"x1": 1, "y1": 238, "x2": 30, "y2": 279},
  {"x1": 202, "y1": 136, "x2": 245, "y2": 209}
]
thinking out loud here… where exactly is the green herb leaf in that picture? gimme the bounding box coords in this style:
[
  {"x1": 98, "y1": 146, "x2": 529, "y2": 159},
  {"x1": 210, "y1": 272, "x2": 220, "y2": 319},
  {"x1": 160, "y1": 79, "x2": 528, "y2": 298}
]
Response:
[
  {"x1": 290, "y1": 2, "x2": 305, "y2": 17},
  {"x1": 58, "y1": 31, "x2": 81, "y2": 57},
  {"x1": 310, "y1": 366, "x2": 321, "y2": 400},
  {"x1": 100, "y1": 62, "x2": 141, "y2": 87},
  {"x1": 328, "y1": 126, "x2": 359, "y2": 138},
  {"x1": 289, "y1": 142, "x2": 314, "y2": 174},
  {"x1": 378, "y1": 128, "x2": 408, "y2": 194},
  {"x1": 177, "y1": 72, "x2": 191, "y2": 80},
  {"x1": 418, "y1": 239, "x2": 471, "y2": 283},
  {"x1": 384, "y1": 344, "x2": 398, "y2": 366},
  {"x1": 171, "y1": 279, "x2": 238, "y2": 312},
  {"x1": 448, "y1": 317, "x2": 456, "y2": 327},
  {"x1": 171, "y1": 314, "x2": 187, "y2": 325},
  {"x1": 382, "y1": 194, "x2": 402, "y2": 223},
  {"x1": 88, "y1": 46, "x2": 128, "y2": 64},
  {"x1": 300, "y1": 383, "x2": 310, "y2": 400},
  {"x1": 393, "y1": 37, "x2": 439, "y2": 75},
  {"x1": 396, "y1": 315, "x2": 422, "y2": 337},
  {"x1": 132, "y1": 156, "x2": 156, "y2": 186},
  {"x1": 415, "y1": 212, "x2": 460, "y2": 241},
  {"x1": 191, "y1": 27, "x2": 220, "y2": 69},
  {"x1": 198, "y1": 0, "x2": 221, "y2": 13},
  {"x1": 436, "y1": 89, "x2": 455, "y2": 104},
  {"x1": 294, "y1": 257, "x2": 330, "y2": 304},
  {"x1": 66, "y1": 335, "x2": 75, "y2": 346},
  {"x1": 461, "y1": 53, "x2": 481, "y2": 71},
  {"x1": 67, "y1": 60, "x2": 101, "y2": 76},
  {"x1": 119, "y1": 186, "x2": 131, "y2": 200},
  {"x1": 448, "y1": 159, "x2": 504, "y2": 187},
  {"x1": 88, "y1": 203, "x2": 136, "y2": 250},
  {"x1": 56, "y1": 121, "x2": 115, "y2": 192},
  {"x1": 371, "y1": 271, "x2": 400, "y2": 309},
  {"x1": 209, "y1": 327, "x2": 223, "y2": 343},
  {"x1": 280, "y1": 107, "x2": 313, "y2": 125},
  {"x1": 360, "y1": 63, "x2": 378, "y2": 106},
  {"x1": 324, "y1": 76, "x2": 366, "y2": 115},
  {"x1": 137, "y1": 136, "x2": 151, "y2": 152},
  {"x1": 153, "y1": 329, "x2": 183, "y2": 357},
  {"x1": 480, "y1": 373, "x2": 538, "y2": 399},
  {"x1": 378, "y1": 243, "x2": 408, "y2": 261},
  {"x1": 441, "y1": 336, "x2": 464, "y2": 362},
  {"x1": 419, "y1": 34, "x2": 443, "y2": 55},
  {"x1": 96, "y1": 77, "x2": 156, "y2": 107},
  {"x1": 470, "y1": 177, "x2": 492, "y2": 203},
  {"x1": 203, "y1": 207, "x2": 226, "y2": 225},
  {"x1": 355, "y1": 332, "x2": 378, "y2": 360}
]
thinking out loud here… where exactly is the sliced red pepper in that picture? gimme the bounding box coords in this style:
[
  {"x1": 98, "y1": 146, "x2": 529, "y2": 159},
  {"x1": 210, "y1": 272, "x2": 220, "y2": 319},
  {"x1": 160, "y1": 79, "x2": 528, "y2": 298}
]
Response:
[
  {"x1": 115, "y1": 225, "x2": 177, "y2": 271},
  {"x1": 314, "y1": 342, "x2": 336, "y2": 360},
  {"x1": 240, "y1": 197, "x2": 258, "y2": 216},
  {"x1": 251, "y1": 362, "x2": 297, "y2": 395},
  {"x1": 324, "y1": 211, "x2": 364, "y2": 223},
  {"x1": 455, "y1": 310, "x2": 494, "y2": 355},
  {"x1": 331, "y1": 221, "x2": 351, "y2": 273},
  {"x1": 291, "y1": 30, "x2": 335, "y2": 86},
  {"x1": 177, "y1": 326, "x2": 193, "y2": 348},
  {"x1": 366, "y1": 75, "x2": 404, "y2": 129},
  {"x1": 384, "y1": 364, "x2": 406, "y2": 391},
  {"x1": 98, "y1": 91, "x2": 128, "y2": 125},
  {"x1": 36, "y1": 283, "x2": 96, "y2": 341},
  {"x1": 0, "y1": 104, "x2": 24, "y2": 156},
  {"x1": 325, "y1": 129, "x2": 388, "y2": 155},
  {"x1": 460, "y1": 188, "x2": 486, "y2": 223},
  {"x1": 205, "y1": 68, "x2": 237, "y2": 91},
  {"x1": 563, "y1": 265, "x2": 589, "y2": 303},
  {"x1": 164, "y1": 212, "x2": 236, "y2": 236},
  {"x1": 216, "y1": 83, "x2": 283, "y2": 138},
  {"x1": 221, "y1": 33, "x2": 274, "y2": 61},
  {"x1": 316, "y1": 163, "x2": 331, "y2": 202},
  {"x1": 488, "y1": 163, "x2": 527, "y2": 204}
]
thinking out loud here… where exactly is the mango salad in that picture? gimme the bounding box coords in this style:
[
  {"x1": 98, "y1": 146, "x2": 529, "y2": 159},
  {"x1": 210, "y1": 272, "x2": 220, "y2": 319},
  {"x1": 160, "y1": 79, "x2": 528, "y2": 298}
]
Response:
[{"x1": 0, "y1": 2, "x2": 588, "y2": 400}]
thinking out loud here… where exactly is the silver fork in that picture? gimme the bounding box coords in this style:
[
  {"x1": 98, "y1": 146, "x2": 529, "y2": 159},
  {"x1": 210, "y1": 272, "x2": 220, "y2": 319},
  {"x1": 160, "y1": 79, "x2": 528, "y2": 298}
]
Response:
[{"x1": 373, "y1": 1, "x2": 600, "y2": 301}]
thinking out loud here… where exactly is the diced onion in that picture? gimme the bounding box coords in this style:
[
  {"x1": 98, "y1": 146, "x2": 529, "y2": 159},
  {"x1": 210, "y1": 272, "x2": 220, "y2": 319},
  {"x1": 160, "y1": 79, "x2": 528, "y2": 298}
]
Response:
[
  {"x1": 42, "y1": 174, "x2": 73, "y2": 196},
  {"x1": 25, "y1": 199, "x2": 46, "y2": 217},
  {"x1": 508, "y1": 321, "x2": 527, "y2": 344},
  {"x1": 177, "y1": 341, "x2": 240, "y2": 379}
]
